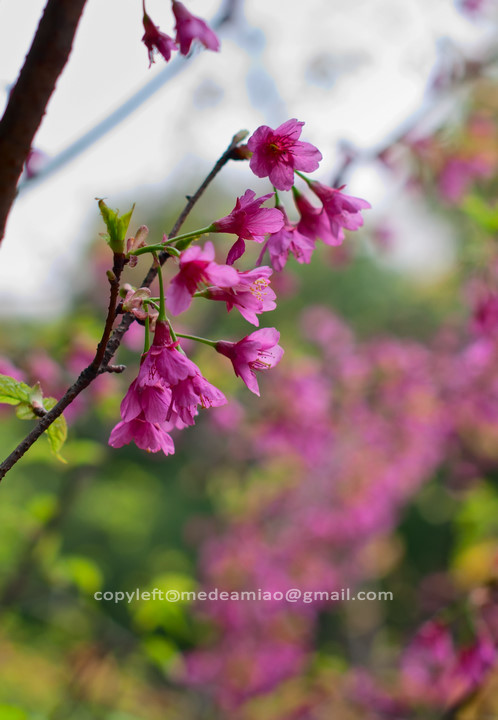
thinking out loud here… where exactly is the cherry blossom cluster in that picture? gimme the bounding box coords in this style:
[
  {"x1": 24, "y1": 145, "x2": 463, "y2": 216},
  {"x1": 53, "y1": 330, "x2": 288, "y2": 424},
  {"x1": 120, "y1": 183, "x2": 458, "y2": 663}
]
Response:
[
  {"x1": 141, "y1": 0, "x2": 219, "y2": 67},
  {"x1": 108, "y1": 119, "x2": 370, "y2": 456}
]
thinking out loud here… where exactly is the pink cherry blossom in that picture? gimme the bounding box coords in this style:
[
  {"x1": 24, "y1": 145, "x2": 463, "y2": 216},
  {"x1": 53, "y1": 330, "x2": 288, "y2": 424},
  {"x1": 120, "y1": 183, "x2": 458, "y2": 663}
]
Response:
[
  {"x1": 247, "y1": 119, "x2": 322, "y2": 191},
  {"x1": 215, "y1": 328, "x2": 284, "y2": 396},
  {"x1": 205, "y1": 266, "x2": 276, "y2": 326},
  {"x1": 170, "y1": 374, "x2": 226, "y2": 426},
  {"x1": 211, "y1": 190, "x2": 284, "y2": 265},
  {"x1": 167, "y1": 241, "x2": 238, "y2": 315},
  {"x1": 140, "y1": 321, "x2": 199, "y2": 385},
  {"x1": 309, "y1": 181, "x2": 371, "y2": 243},
  {"x1": 142, "y1": 13, "x2": 178, "y2": 67},
  {"x1": 109, "y1": 413, "x2": 175, "y2": 454},
  {"x1": 172, "y1": 1, "x2": 220, "y2": 55},
  {"x1": 262, "y1": 207, "x2": 315, "y2": 271},
  {"x1": 293, "y1": 188, "x2": 341, "y2": 246},
  {"x1": 120, "y1": 377, "x2": 172, "y2": 424},
  {"x1": 109, "y1": 321, "x2": 226, "y2": 453}
]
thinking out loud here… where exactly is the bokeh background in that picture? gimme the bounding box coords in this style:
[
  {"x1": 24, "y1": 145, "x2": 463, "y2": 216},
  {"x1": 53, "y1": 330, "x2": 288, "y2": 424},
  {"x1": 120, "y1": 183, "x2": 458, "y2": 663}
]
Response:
[{"x1": 1, "y1": 0, "x2": 498, "y2": 718}]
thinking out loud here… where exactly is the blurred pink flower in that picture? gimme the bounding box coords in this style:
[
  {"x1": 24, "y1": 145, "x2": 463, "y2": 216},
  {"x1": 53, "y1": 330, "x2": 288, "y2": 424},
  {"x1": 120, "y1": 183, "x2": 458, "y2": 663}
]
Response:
[
  {"x1": 216, "y1": 328, "x2": 284, "y2": 395},
  {"x1": 438, "y1": 156, "x2": 492, "y2": 204},
  {"x1": 172, "y1": 1, "x2": 220, "y2": 55},
  {"x1": 247, "y1": 118, "x2": 322, "y2": 191},
  {"x1": 473, "y1": 293, "x2": 498, "y2": 336},
  {"x1": 309, "y1": 182, "x2": 370, "y2": 243},
  {"x1": 24, "y1": 148, "x2": 47, "y2": 179},
  {"x1": 205, "y1": 266, "x2": 276, "y2": 326},
  {"x1": 0, "y1": 357, "x2": 26, "y2": 382},
  {"x1": 142, "y1": 13, "x2": 177, "y2": 66},
  {"x1": 167, "y1": 241, "x2": 238, "y2": 315}
]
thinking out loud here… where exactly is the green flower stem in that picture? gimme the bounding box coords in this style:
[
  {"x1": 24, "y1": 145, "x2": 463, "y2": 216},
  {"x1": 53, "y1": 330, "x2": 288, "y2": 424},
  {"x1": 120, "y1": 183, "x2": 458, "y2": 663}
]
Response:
[
  {"x1": 164, "y1": 225, "x2": 215, "y2": 245},
  {"x1": 131, "y1": 243, "x2": 180, "y2": 257},
  {"x1": 129, "y1": 226, "x2": 214, "y2": 257},
  {"x1": 143, "y1": 314, "x2": 150, "y2": 354},
  {"x1": 153, "y1": 252, "x2": 167, "y2": 323},
  {"x1": 176, "y1": 332, "x2": 217, "y2": 348},
  {"x1": 295, "y1": 170, "x2": 312, "y2": 186},
  {"x1": 273, "y1": 187, "x2": 281, "y2": 206}
]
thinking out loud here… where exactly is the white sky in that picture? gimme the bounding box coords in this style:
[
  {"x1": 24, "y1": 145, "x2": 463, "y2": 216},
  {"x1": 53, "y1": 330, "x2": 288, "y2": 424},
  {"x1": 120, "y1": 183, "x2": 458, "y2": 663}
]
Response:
[{"x1": 0, "y1": 0, "x2": 494, "y2": 316}]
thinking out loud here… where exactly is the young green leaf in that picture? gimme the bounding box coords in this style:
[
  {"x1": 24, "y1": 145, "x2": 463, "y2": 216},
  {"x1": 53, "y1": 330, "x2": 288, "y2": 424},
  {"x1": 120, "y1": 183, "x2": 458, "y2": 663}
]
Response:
[
  {"x1": 98, "y1": 199, "x2": 135, "y2": 253},
  {"x1": 43, "y1": 397, "x2": 68, "y2": 463},
  {"x1": 46, "y1": 415, "x2": 68, "y2": 464},
  {"x1": 0, "y1": 374, "x2": 32, "y2": 406}
]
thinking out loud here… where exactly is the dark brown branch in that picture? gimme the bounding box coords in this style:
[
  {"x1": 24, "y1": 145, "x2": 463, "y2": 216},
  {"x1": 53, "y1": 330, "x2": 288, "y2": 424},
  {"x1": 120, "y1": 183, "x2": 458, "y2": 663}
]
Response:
[
  {"x1": 0, "y1": 132, "x2": 246, "y2": 482},
  {"x1": 0, "y1": 0, "x2": 88, "y2": 244}
]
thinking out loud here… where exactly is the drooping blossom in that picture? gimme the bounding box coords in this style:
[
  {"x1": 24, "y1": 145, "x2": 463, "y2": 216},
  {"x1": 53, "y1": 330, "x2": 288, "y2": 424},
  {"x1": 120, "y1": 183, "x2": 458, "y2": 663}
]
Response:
[
  {"x1": 204, "y1": 266, "x2": 276, "y2": 326},
  {"x1": 262, "y1": 206, "x2": 315, "y2": 271},
  {"x1": 109, "y1": 414, "x2": 175, "y2": 455},
  {"x1": 293, "y1": 188, "x2": 341, "y2": 246},
  {"x1": 142, "y1": 13, "x2": 178, "y2": 66},
  {"x1": 109, "y1": 321, "x2": 226, "y2": 452},
  {"x1": 211, "y1": 190, "x2": 284, "y2": 265},
  {"x1": 170, "y1": 374, "x2": 227, "y2": 426},
  {"x1": 247, "y1": 119, "x2": 322, "y2": 191},
  {"x1": 215, "y1": 328, "x2": 284, "y2": 395},
  {"x1": 309, "y1": 181, "x2": 371, "y2": 243},
  {"x1": 172, "y1": 1, "x2": 220, "y2": 55},
  {"x1": 167, "y1": 241, "x2": 238, "y2": 315}
]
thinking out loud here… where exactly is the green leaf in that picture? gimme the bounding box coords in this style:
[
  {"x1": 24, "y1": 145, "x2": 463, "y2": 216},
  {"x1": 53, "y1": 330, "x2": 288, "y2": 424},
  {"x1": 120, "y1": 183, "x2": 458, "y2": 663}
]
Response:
[
  {"x1": 43, "y1": 397, "x2": 57, "y2": 411},
  {"x1": 46, "y1": 413, "x2": 68, "y2": 464},
  {"x1": 15, "y1": 402, "x2": 36, "y2": 420},
  {"x1": 98, "y1": 199, "x2": 135, "y2": 253},
  {"x1": 0, "y1": 374, "x2": 32, "y2": 406}
]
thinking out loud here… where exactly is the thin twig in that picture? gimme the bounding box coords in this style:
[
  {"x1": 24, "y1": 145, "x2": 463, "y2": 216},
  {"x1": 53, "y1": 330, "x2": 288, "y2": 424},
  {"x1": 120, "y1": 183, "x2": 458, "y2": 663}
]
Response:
[
  {"x1": 0, "y1": 132, "x2": 246, "y2": 482},
  {"x1": 0, "y1": 0, "x2": 89, "y2": 244}
]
